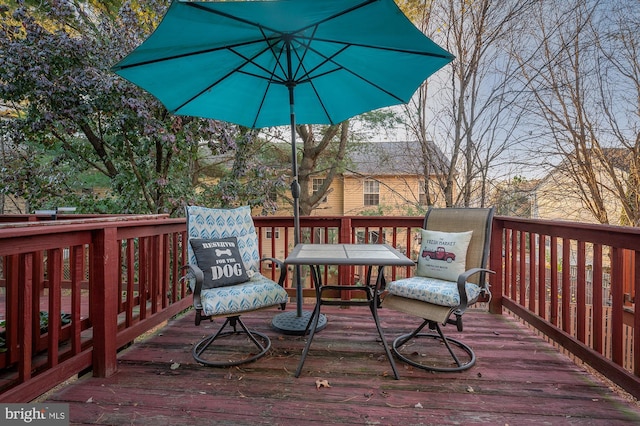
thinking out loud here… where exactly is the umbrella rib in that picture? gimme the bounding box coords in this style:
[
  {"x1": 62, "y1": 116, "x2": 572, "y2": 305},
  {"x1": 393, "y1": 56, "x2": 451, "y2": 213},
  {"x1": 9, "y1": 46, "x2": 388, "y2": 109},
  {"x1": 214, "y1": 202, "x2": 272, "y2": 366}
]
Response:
[
  {"x1": 172, "y1": 43, "x2": 287, "y2": 114},
  {"x1": 183, "y1": 0, "x2": 379, "y2": 41},
  {"x1": 290, "y1": 40, "x2": 413, "y2": 105},
  {"x1": 297, "y1": 36, "x2": 454, "y2": 60},
  {"x1": 251, "y1": 73, "x2": 273, "y2": 129},
  {"x1": 113, "y1": 37, "x2": 279, "y2": 71},
  {"x1": 226, "y1": 44, "x2": 289, "y2": 86},
  {"x1": 258, "y1": 25, "x2": 293, "y2": 85}
]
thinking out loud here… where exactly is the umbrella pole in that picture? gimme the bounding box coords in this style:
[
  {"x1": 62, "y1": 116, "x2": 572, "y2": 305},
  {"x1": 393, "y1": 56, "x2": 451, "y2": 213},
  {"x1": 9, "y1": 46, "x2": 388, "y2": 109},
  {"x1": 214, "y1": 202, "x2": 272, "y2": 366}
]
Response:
[
  {"x1": 271, "y1": 82, "x2": 327, "y2": 335},
  {"x1": 289, "y1": 100, "x2": 303, "y2": 318}
]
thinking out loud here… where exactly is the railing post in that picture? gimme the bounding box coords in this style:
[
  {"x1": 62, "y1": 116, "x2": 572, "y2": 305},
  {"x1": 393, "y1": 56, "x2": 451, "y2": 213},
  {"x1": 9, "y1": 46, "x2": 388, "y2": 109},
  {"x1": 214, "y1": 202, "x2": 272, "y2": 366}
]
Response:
[
  {"x1": 90, "y1": 227, "x2": 119, "y2": 377},
  {"x1": 339, "y1": 217, "x2": 352, "y2": 244},
  {"x1": 489, "y1": 217, "x2": 503, "y2": 315}
]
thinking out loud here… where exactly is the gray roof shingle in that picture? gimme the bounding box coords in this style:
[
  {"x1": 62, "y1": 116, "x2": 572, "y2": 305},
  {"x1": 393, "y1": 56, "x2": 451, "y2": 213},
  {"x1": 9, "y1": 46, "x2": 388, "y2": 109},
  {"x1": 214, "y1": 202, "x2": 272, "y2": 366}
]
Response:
[{"x1": 345, "y1": 141, "x2": 448, "y2": 176}]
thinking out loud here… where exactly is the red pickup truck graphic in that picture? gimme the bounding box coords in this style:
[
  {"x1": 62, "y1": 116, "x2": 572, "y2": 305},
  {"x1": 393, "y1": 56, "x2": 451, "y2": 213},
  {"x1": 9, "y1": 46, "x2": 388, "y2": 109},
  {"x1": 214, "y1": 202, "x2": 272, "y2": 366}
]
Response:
[{"x1": 422, "y1": 246, "x2": 456, "y2": 263}]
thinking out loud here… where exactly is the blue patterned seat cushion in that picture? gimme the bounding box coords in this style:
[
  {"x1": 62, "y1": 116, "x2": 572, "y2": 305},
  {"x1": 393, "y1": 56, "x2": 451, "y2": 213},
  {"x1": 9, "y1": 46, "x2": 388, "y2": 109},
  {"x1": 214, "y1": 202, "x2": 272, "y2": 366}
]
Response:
[
  {"x1": 200, "y1": 273, "x2": 289, "y2": 317},
  {"x1": 387, "y1": 276, "x2": 481, "y2": 307}
]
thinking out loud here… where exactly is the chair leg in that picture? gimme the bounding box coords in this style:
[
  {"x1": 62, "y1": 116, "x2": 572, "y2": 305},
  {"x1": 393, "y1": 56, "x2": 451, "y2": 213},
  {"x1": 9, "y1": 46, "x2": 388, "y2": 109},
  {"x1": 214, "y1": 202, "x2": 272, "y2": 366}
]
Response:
[
  {"x1": 392, "y1": 320, "x2": 476, "y2": 373},
  {"x1": 192, "y1": 316, "x2": 271, "y2": 367},
  {"x1": 370, "y1": 292, "x2": 400, "y2": 379}
]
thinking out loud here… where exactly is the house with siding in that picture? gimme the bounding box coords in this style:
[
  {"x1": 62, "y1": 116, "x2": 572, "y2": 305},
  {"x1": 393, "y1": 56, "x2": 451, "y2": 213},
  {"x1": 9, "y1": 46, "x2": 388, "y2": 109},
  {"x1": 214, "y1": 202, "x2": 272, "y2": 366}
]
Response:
[
  {"x1": 532, "y1": 148, "x2": 633, "y2": 226},
  {"x1": 295, "y1": 140, "x2": 450, "y2": 217}
]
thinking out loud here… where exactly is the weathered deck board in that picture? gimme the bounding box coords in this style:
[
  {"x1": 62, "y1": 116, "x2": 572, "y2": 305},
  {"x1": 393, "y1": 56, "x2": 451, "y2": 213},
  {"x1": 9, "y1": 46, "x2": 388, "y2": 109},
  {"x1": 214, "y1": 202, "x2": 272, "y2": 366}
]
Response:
[{"x1": 42, "y1": 305, "x2": 640, "y2": 425}]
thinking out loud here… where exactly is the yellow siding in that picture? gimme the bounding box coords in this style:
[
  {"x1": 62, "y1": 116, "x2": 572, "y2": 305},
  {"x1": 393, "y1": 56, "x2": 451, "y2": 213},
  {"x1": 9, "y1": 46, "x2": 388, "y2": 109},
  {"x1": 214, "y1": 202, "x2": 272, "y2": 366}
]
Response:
[
  {"x1": 310, "y1": 176, "x2": 344, "y2": 216},
  {"x1": 534, "y1": 167, "x2": 626, "y2": 225}
]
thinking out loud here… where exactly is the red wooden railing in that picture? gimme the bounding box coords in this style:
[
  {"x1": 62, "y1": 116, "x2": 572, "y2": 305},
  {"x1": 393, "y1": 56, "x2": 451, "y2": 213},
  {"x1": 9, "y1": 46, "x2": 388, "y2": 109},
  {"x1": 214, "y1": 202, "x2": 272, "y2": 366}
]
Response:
[
  {"x1": 489, "y1": 216, "x2": 639, "y2": 399},
  {"x1": 0, "y1": 215, "x2": 190, "y2": 402},
  {"x1": 0, "y1": 213, "x2": 637, "y2": 401}
]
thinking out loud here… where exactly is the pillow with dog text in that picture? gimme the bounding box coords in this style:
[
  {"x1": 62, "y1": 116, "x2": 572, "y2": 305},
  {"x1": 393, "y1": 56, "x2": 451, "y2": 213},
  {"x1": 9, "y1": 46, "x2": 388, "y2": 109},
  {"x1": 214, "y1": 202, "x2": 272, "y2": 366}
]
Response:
[
  {"x1": 416, "y1": 229, "x2": 473, "y2": 282},
  {"x1": 189, "y1": 237, "x2": 249, "y2": 289}
]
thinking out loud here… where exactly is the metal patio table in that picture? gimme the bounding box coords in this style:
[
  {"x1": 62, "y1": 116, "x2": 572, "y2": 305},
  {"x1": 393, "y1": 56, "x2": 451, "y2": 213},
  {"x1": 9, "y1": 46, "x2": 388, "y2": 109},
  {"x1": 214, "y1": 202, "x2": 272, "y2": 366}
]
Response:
[{"x1": 285, "y1": 243, "x2": 414, "y2": 379}]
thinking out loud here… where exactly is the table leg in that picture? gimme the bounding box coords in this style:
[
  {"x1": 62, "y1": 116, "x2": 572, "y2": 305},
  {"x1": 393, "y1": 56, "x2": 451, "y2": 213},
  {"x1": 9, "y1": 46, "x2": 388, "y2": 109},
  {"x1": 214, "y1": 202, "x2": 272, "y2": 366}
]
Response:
[
  {"x1": 294, "y1": 265, "x2": 324, "y2": 377},
  {"x1": 370, "y1": 269, "x2": 400, "y2": 379},
  {"x1": 294, "y1": 264, "x2": 400, "y2": 380}
]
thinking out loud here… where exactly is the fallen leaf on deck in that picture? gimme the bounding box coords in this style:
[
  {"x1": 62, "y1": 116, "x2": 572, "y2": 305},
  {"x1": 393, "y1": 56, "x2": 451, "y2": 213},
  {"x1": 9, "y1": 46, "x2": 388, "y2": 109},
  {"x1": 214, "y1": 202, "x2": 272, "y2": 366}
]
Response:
[
  {"x1": 170, "y1": 362, "x2": 180, "y2": 370},
  {"x1": 466, "y1": 386, "x2": 475, "y2": 393},
  {"x1": 414, "y1": 403, "x2": 423, "y2": 409},
  {"x1": 315, "y1": 379, "x2": 331, "y2": 389},
  {"x1": 86, "y1": 397, "x2": 93, "y2": 403}
]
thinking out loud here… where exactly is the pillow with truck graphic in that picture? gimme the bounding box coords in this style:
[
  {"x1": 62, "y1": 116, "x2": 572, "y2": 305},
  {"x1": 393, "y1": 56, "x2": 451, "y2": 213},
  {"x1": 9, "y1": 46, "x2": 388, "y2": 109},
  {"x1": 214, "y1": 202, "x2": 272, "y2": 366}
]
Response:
[
  {"x1": 189, "y1": 237, "x2": 249, "y2": 289},
  {"x1": 416, "y1": 229, "x2": 473, "y2": 282}
]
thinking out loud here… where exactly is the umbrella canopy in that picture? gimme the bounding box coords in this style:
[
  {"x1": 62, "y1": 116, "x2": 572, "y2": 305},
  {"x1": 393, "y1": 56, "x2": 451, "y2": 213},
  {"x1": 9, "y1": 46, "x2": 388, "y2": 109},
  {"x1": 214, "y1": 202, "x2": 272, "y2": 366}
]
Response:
[
  {"x1": 112, "y1": 0, "x2": 453, "y2": 128},
  {"x1": 112, "y1": 0, "x2": 453, "y2": 333}
]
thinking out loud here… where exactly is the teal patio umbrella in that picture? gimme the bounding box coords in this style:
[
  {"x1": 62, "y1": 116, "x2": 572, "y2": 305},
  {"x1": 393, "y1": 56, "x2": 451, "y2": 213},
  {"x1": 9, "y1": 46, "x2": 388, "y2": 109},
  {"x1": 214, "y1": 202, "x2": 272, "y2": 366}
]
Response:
[{"x1": 112, "y1": 0, "x2": 453, "y2": 333}]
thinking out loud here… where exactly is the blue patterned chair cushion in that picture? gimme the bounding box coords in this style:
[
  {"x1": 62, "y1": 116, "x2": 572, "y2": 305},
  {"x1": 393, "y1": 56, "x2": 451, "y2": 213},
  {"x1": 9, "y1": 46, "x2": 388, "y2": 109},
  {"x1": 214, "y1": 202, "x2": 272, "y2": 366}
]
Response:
[
  {"x1": 186, "y1": 205, "x2": 260, "y2": 273},
  {"x1": 200, "y1": 273, "x2": 289, "y2": 317},
  {"x1": 387, "y1": 276, "x2": 482, "y2": 307}
]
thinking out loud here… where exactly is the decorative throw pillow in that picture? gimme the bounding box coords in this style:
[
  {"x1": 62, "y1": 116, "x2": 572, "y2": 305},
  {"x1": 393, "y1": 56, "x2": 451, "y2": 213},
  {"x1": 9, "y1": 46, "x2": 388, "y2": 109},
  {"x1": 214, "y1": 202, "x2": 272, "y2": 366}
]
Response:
[
  {"x1": 189, "y1": 237, "x2": 249, "y2": 289},
  {"x1": 416, "y1": 229, "x2": 473, "y2": 282}
]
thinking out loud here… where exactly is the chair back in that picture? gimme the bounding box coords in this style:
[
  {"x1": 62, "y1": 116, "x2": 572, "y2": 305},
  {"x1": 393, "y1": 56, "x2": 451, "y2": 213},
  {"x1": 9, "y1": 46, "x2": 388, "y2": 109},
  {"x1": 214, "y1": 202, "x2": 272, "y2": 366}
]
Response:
[
  {"x1": 423, "y1": 207, "x2": 494, "y2": 286},
  {"x1": 185, "y1": 205, "x2": 261, "y2": 273}
]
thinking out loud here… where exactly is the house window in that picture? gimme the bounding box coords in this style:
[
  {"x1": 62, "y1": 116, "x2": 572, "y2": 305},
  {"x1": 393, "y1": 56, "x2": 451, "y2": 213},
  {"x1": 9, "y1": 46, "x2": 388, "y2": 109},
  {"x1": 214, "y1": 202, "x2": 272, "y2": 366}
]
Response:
[
  {"x1": 364, "y1": 180, "x2": 379, "y2": 206},
  {"x1": 266, "y1": 229, "x2": 280, "y2": 239},
  {"x1": 312, "y1": 178, "x2": 328, "y2": 203}
]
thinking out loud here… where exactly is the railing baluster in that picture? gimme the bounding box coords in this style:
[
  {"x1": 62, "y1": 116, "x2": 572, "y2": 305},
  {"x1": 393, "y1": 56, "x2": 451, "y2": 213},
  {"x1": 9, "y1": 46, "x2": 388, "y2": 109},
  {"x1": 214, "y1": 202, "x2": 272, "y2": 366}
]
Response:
[
  {"x1": 562, "y1": 239, "x2": 571, "y2": 333},
  {"x1": 529, "y1": 232, "x2": 536, "y2": 312},
  {"x1": 510, "y1": 229, "x2": 517, "y2": 299},
  {"x1": 592, "y1": 244, "x2": 603, "y2": 354},
  {"x1": 576, "y1": 241, "x2": 586, "y2": 343},
  {"x1": 550, "y1": 236, "x2": 558, "y2": 326},
  {"x1": 519, "y1": 231, "x2": 526, "y2": 306},
  {"x1": 634, "y1": 250, "x2": 640, "y2": 376},
  {"x1": 611, "y1": 247, "x2": 624, "y2": 366},
  {"x1": 47, "y1": 248, "x2": 62, "y2": 368},
  {"x1": 70, "y1": 245, "x2": 83, "y2": 354},
  {"x1": 18, "y1": 253, "x2": 33, "y2": 383},
  {"x1": 538, "y1": 234, "x2": 546, "y2": 319},
  {"x1": 126, "y1": 239, "x2": 135, "y2": 326}
]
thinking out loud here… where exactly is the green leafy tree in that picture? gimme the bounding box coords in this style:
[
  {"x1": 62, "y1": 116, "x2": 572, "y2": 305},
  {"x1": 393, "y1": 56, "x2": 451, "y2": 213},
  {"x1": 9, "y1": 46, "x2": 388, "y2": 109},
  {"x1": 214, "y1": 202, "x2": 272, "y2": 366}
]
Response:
[{"x1": 0, "y1": 0, "x2": 281, "y2": 215}]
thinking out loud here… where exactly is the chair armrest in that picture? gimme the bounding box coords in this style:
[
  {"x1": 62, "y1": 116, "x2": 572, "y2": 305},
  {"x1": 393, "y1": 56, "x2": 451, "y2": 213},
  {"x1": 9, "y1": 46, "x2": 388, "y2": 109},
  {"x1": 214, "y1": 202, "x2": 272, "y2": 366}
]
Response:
[
  {"x1": 261, "y1": 257, "x2": 287, "y2": 286},
  {"x1": 183, "y1": 264, "x2": 205, "y2": 309},
  {"x1": 456, "y1": 267, "x2": 495, "y2": 311}
]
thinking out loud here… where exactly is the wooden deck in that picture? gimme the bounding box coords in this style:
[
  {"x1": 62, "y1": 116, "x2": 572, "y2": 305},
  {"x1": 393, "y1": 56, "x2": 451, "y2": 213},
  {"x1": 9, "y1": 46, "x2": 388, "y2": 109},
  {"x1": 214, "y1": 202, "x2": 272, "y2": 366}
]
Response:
[{"x1": 41, "y1": 305, "x2": 640, "y2": 425}]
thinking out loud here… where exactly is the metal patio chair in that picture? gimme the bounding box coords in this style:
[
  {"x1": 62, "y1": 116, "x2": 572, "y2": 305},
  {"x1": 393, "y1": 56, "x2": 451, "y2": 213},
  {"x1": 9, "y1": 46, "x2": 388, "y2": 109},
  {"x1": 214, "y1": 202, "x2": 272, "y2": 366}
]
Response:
[
  {"x1": 184, "y1": 205, "x2": 288, "y2": 367},
  {"x1": 382, "y1": 207, "x2": 495, "y2": 372}
]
